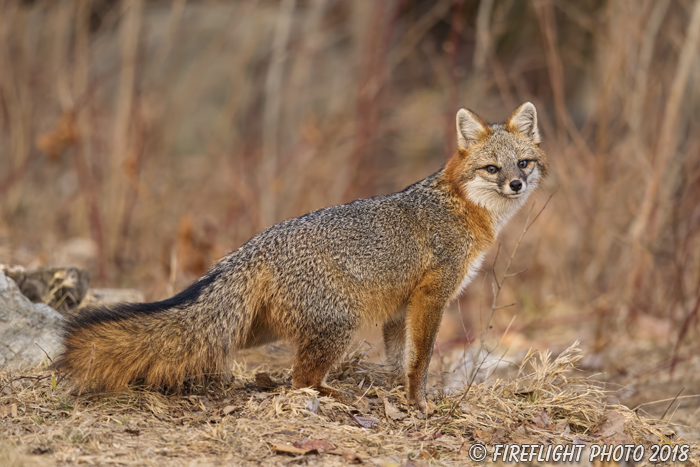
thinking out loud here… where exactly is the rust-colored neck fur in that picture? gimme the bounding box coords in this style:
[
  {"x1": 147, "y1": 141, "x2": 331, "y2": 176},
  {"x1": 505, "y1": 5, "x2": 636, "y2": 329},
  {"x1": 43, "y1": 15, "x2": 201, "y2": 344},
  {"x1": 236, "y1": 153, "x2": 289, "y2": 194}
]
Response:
[{"x1": 440, "y1": 150, "x2": 496, "y2": 247}]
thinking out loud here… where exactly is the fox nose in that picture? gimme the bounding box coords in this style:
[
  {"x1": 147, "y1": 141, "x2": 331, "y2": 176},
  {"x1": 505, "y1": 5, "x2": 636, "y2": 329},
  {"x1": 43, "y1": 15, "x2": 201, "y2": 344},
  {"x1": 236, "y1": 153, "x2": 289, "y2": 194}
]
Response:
[{"x1": 509, "y1": 180, "x2": 523, "y2": 192}]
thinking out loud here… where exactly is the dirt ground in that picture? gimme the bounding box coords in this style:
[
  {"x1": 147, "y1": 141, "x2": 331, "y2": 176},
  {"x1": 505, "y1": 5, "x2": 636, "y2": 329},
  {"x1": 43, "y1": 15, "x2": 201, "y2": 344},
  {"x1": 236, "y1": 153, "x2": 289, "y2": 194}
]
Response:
[{"x1": 1, "y1": 328, "x2": 698, "y2": 466}]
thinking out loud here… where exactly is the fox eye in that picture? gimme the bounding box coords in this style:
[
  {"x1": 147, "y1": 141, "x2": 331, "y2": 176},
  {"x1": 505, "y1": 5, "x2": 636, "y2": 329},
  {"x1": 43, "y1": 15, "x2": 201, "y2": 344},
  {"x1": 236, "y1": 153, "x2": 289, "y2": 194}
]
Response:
[
  {"x1": 485, "y1": 165, "x2": 499, "y2": 174},
  {"x1": 518, "y1": 160, "x2": 530, "y2": 169}
]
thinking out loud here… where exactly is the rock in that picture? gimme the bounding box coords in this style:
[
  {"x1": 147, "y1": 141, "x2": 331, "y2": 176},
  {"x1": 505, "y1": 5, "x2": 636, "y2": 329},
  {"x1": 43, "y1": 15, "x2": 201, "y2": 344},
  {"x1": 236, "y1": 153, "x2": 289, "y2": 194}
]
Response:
[
  {"x1": 81, "y1": 288, "x2": 145, "y2": 306},
  {"x1": 4, "y1": 265, "x2": 89, "y2": 314},
  {"x1": 0, "y1": 269, "x2": 64, "y2": 368}
]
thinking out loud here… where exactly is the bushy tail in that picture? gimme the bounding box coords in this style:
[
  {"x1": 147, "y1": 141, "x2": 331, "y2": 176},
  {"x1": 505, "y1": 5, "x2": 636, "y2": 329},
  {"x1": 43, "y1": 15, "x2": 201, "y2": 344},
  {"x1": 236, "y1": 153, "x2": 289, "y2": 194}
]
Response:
[{"x1": 53, "y1": 270, "x2": 251, "y2": 391}]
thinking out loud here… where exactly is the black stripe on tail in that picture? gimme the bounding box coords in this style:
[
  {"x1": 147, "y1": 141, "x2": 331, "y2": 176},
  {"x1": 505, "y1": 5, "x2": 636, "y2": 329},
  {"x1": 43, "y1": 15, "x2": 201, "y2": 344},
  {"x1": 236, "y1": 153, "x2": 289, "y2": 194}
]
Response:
[{"x1": 68, "y1": 268, "x2": 223, "y2": 328}]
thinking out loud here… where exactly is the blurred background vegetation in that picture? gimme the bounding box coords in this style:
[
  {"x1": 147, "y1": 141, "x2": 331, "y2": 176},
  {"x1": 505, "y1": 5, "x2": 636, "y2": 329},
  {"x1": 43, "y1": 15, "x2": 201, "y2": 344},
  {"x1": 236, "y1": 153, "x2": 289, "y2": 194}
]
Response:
[{"x1": 1, "y1": 0, "x2": 699, "y2": 388}]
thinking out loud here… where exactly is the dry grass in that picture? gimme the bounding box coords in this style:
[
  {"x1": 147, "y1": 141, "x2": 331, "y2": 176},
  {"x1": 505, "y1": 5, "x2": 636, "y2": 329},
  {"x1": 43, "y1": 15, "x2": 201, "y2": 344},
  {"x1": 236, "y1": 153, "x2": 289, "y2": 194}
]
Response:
[{"x1": 1, "y1": 343, "x2": 696, "y2": 466}]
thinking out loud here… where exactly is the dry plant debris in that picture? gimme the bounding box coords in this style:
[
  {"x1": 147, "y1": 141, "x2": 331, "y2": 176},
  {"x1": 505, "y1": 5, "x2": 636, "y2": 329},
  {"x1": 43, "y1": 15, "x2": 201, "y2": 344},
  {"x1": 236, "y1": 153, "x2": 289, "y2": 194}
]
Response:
[
  {"x1": 2, "y1": 265, "x2": 90, "y2": 314},
  {"x1": 0, "y1": 343, "x2": 697, "y2": 466}
]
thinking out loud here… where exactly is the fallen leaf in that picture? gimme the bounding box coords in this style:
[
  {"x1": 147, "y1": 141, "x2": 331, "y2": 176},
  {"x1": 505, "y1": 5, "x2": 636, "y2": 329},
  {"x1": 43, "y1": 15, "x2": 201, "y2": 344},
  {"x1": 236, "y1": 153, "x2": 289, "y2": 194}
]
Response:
[
  {"x1": 271, "y1": 443, "x2": 315, "y2": 456},
  {"x1": 458, "y1": 401, "x2": 479, "y2": 412},
  {"x1": 591, "y1": 410, "x2": 633, "y2": 444},
  {"x1": 640, "y1": 426, "x2": 675, "y2": 444},
  {"x1": 340, "y1": 449, "x2": 363, "y2": 464},
  {"x1": 509, "y1": 425, "x2": 533, "y2": 444},
  {"x1": 374, "y1": 459, "x2": 401, "y2": 467},
  {"x1": 555, "y1": 419, "x2": 570, "y2": 434},
  {"x1": 222, "y1": 405, "x2": 236, "y2": 416},
  {"x1": 472, "y1": 429, "x2": 492, "y2": 442},
  {"x1": 418, "y1": 445, "x2": 439, "y2": 459},
  {"x1": 11, "y1": 403, "x2": 17, "y2": 418},
  {"x1": 533, "y1": 409, "x2": 552, "y2": 429},
  {"x1": 125, "y1": 428, "x2": 140, "y2": 436},
  {"x1": 383, "y1": 398, "x2": 408, "y2": 421},
  {"x1": 255, "y1": 372, "x2": 277, "y2": 389},
  {"x1": 491, "y1": 428, "x2": 508, "y2": 443},
  {"x1": 409, "y1": 430, "x2": 442, "y2": 441},
  {"x1": 293, "y1": 438, "x2": 335, "y2": 453},
  {"x1": 353, "y1": 415, "x2": 380, "y2": 429},
  {"x1": 306, "y1": 397, "x2": 319, "y2": 414},
  {"x1": 30, "y1": 444, "x2": 51, "y2": 455}
]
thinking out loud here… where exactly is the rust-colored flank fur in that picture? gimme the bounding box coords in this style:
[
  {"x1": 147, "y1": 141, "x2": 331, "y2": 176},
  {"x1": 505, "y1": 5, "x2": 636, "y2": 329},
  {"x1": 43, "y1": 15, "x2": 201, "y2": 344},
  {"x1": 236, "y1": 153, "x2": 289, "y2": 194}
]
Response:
[{"x1": 54, "y1": 102, "x2": 547, "y2": 412}]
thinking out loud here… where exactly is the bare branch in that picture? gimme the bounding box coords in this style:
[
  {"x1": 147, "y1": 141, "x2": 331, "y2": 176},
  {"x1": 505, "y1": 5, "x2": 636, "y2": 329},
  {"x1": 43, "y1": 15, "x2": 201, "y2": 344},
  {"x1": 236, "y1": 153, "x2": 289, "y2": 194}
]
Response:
[
  {"x1": 493, "y1": 302, "x2": 516, "y2": 310},
  {"x1": 505, "y1": 268, "x2": 529, "y2": 278},
  {"x1": 475, "y1": 191, "x2": 556, "y2": 383},
  {"x1": 525, "y1": 190, "x2": 557, "y2": 232}
]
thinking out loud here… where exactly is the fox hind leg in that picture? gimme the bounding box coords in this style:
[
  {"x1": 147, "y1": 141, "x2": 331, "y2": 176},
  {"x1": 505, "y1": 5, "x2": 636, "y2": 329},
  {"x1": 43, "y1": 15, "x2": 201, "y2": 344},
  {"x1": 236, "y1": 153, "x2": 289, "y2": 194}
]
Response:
[
  {"x1": 383, "y1": 311, "x2": 407, "y2": 384},
  {"x1": 292, "y1": 326, "x2": 354, "y2": 401}
]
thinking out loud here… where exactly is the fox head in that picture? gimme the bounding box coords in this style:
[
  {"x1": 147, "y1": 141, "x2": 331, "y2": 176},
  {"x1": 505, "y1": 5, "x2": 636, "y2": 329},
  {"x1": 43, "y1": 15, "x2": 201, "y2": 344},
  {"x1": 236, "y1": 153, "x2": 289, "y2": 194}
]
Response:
[{"x1": 446, "y1": 102, "x2": 548, "y2": 228}]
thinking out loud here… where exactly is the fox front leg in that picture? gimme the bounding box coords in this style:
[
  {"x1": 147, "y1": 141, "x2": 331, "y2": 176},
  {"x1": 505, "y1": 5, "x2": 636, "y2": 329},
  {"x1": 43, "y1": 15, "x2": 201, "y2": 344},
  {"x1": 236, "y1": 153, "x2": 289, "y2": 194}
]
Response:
[{"x1": 405, "y1": 274, "x2": 449, "y2": 412}]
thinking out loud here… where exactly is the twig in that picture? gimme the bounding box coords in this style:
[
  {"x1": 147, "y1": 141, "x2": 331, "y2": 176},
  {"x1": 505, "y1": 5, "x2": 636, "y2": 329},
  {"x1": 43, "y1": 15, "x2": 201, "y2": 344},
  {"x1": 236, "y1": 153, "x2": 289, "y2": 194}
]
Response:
[
  {"x1": 625, "y1": 0, "x2": 700, "y2": 307},
  {"x1": 660, "y1": 387, "x2": 683, "y2": 422},
  {"x1": 534, "y1": 0, "x2": 593, "y2": 156},
  {"x1": 443, "y1": 0, "x2": 465, "y2": 158},
  {"x1": 504, "y1": 268, "x2": 529, "y2": 278},
  {"x1": 629, "y1": 0, "x2": 700, "y2": 246},
  {"x1": 0, "y1": 375, "x2": 52, "y2": 394},
  {"x1": 491, "y1": 243, "x2": 502, "y2": 287},
  {"x1": 260, "y1": 0, "x2": 296, "y2": 226},
  {"x1": 631, "y1": 393, "x2": 700, "y2": 412},
  {"x1": 35, "y1": 343, "x2": 54, "y2": 365},
  {"x1": 525, "y1": 190, "x2": 556, "y2": 232},
  {"x1": 440, "y1": 347, "x2": 493, "y2": 424},
  {"x1": 473, "y1": 0, "x2": 494, "y2": 73},
  {"x1": 670, "y1": 291, "x2": 700, "y2": 375},
  {"x1": 446, "y1": 192, "x2": 556, "y2": 426},
  {"x1": 480, "y1": 193, "x2": 555, "y2": 347}
]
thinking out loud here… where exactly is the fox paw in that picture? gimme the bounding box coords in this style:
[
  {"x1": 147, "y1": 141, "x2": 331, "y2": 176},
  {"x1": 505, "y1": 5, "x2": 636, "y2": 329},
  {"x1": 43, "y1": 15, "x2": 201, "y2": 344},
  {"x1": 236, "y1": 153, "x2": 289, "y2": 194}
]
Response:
[{"x1": 409, "y1": 397, "x2": 435, "y2": 414}]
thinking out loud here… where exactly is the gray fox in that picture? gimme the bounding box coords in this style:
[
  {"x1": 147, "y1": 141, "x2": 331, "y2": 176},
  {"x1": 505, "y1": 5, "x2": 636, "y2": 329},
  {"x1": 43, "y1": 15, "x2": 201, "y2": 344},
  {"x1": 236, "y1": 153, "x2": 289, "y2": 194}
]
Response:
[{"x1": 55, "y1": 102, "x2": 548, "y2": 412}]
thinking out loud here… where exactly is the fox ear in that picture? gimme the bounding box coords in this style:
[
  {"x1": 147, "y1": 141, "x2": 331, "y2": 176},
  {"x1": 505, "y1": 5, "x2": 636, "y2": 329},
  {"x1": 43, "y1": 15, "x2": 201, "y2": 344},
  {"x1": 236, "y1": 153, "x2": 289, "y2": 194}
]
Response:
[
  {"x1": 506, "y1": 102, "x2": 540, "y2": 144},
  {"x1": 456, "y1": 108, "x2": 490, "y2": 150}
]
